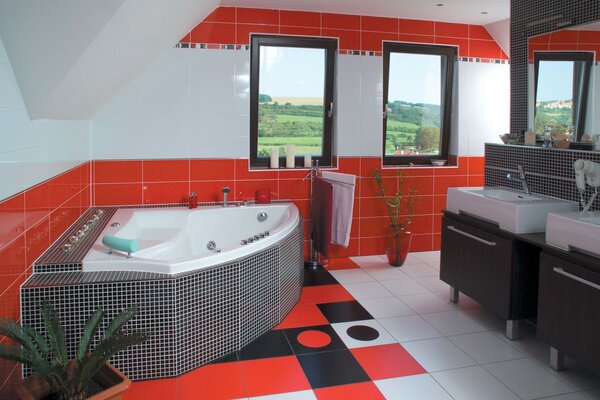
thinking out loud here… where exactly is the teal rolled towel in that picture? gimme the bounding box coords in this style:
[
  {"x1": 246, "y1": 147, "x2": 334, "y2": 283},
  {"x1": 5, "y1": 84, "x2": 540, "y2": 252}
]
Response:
[{"x1": 102, "y1": 234, "x2": 139, "y2": 255}]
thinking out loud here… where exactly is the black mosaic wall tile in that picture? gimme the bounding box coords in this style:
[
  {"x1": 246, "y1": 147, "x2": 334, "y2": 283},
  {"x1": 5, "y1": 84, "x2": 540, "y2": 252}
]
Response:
[
  {"x1": 511, "y1": 0, "x2": 600, "y2": 134},
  {"x1": 485, "y1": 144, "x2": 600, "y2": 210}
]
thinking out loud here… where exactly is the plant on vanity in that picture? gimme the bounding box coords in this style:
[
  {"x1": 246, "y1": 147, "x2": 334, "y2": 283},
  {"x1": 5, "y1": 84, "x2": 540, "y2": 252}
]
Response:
[
  {"x1": 373, "y1": 168, "x2": 418, "y2": 266},
  {"x1": 0, "y1": 304, "x2": 149, "y2": 400}
]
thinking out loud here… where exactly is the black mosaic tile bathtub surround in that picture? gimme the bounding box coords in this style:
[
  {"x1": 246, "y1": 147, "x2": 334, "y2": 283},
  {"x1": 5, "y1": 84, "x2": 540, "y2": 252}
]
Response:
[
  {"x1": 33, "y1": 207, "x2": 117, "y2": 273},
  {"x1": 510, "y1": 0, "x2": 600, "y2": 134},
  {"x1": 484, "y1": 144, "x2": 600, "y2": 211},
  {"x1": 21, "y1": 219, "x2": 304, "y2": 380}
]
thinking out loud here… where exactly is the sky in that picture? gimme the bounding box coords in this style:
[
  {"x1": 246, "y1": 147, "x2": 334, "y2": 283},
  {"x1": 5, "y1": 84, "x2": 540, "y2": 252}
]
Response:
[
  {"x1": 388, "y1": 53, "x2": 441, "y2": 105},
  {"x1": 259, "y1": 46, "x2": 325, "y2": 98},
  {"x1": 536, "y1": 61, "x2": 574, "y2": 102}
]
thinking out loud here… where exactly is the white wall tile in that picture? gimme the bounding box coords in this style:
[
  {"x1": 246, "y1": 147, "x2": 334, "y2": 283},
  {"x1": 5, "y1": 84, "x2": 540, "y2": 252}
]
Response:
[
  {"x1": 91, "y1": 49, "x2": 510, "y2": 163},
  {"x1": 0, "y1": 37, "x2": 90, "y2": 201}
]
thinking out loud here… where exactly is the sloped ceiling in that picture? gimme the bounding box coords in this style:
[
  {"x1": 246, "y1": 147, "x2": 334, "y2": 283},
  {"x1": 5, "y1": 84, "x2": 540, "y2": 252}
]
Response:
[{"x1": 0, "y1": 0, "x2": 219, "y2": 120}]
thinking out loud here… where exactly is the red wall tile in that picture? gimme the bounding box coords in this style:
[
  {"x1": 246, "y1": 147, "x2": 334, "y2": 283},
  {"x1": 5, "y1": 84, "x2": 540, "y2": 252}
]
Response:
[
  {"x1": 191, "y1": 22, "x2": 236, "y2": 44},
  {"x1": 280, "y1": 26, "x2": 321, "y2": 36},
  {"x1": 399, "y1": 19, "x2": 435, "y2": 35},
  {"x1": 361, "y1": 31, "x2": 398, "y2": 51},
  {"x1": 143, "y1": 159, "x2": 190, "y2": 182},
  {"x1": 237, "y1": 8, "x2": 279, "y2": 25},
  {"x1": 204, "y1": 7, "x2": 236, "y2": 23},
  {"x1": 95, "y1": 183, "x2": 142, "y2": 206},
  {"x1": 280, "y1": 10, "x2": 320, "y2": 28},
  {"x1": 143, "y1": 182, "x2": 189, "y2": 204},
  {"x1": 322, "y1": 13, "x2": 360, "y2": 30},
  {"x1": 94, "y1": 160, "x2": 142, "y2": 183},
  {"x1": 361, "y1": 16, "x2": 398, "y2": 33},
  {"x1": 322, "y1": 28, "x2": 360, "y2": 50},
  {"x1": 191, "y1": 159, "x2": 235, "y2": 181},
  {"x1": 236, "y1": 24, "x2": 279, "y2": 45},
  {"x1": 436, "y1": 22, "x2": 469, "y2": 38}
]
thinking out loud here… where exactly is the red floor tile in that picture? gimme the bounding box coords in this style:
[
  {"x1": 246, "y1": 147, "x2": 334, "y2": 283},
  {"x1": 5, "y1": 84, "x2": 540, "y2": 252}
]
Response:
[
  {"x1": 325, "y1": 257, "x2": 360, "y2": 270},
  {"x1": 240, "y1": 356, "x2": 311, "y2": 397},
  {"x1": 314, "y1": 381, "x2": 385, "y2": 399},
  {"x1": 179, "y1": 362, "x2": 246, "y2": 400},
  {"x1": 275, "y1": 303, "x2": 329, "y2": 329},
  {"x1": 351, "y1": 343, "x2": 426, "y2": 380},
  {"x1": 124, "y1": 377, "x2": 179, "y2": 400},
  {"x1": 299, "y1": 285, "x2": 355, "y2": 305}
]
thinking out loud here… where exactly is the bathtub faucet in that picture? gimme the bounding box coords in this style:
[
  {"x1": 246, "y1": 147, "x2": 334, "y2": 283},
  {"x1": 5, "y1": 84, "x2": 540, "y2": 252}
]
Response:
[{"x1": 222, "y1": 187, "x2": 230, "y2": 207}]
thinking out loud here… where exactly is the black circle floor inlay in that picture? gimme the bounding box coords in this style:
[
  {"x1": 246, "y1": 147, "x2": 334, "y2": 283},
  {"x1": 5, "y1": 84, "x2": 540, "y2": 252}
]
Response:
[{"x1": 346, "y1": 325, "x2": 380, "y2": 341}]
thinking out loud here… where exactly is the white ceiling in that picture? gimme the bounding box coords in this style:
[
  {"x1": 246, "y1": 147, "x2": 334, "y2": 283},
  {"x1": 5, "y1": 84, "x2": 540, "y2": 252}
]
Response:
[{"x1": 221, "y1": 0, "x2": 510, "y2": 25}]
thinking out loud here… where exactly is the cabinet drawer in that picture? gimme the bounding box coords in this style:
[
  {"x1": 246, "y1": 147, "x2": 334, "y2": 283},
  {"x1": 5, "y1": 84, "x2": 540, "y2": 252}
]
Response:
[
  {"x1": 440, "y1": 216, "x2": 514, "y2": 319},
  {"x1": 538, "y1": 253, "x2": 600, "y2": 375}
]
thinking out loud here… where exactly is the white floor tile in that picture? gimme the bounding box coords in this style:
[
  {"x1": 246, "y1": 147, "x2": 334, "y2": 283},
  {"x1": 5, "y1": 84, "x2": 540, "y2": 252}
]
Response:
[
  {"x1": 330, "y1": 319, "x2": 396, "y2": 349},
  {"x1": 381, "y1": 278, "x2": 430, "y2": 296},
  {"x1": 399, "y1": 293, "x2": 457, "y2": 314},
  {"x1": 431, "y1": 365, "x2": 521, "y2": 400},
  {"x1": 402, "y1": 337, "x2": 477, "y2": 372},
  {"x1": 460, "y1": 307, "x2": 505, "y2": 331},
  {"x1": 421, "y1": 310, "x2": 488, "y2": 336},
  {"x1": 414, "y1": 276, "x2": 450, "y2": 292},
  {"x1": 532, "y1": 354, "x2": 600, "y2": 392},
  {"x1": 349, "y1": 255, "x2": 388, "y2": 268},
  {"x1": 249, "y1": 390, "x2": 316, "y2": 399},
  {"x1": 448, "y1": 332, "x2": 526, "y2": 364},
  {"x1": 426, "y1": 260, "x2": 441, "y2": 270},
  {"x1": 358, "y1": 296, "x2": 415, "y2": 318},
  {"x1": 413, "y1": 251, "x2": 441, "y2": 264},
  {"x1": 341, "y1": 281, "x2": 393, "y2": 300},
  {"x1": 492, "y1": 323, "x2": 550, "y2": 357},
  {"x1": 364, "y1": 265, "x2": 411, "y2": 281},
  {"x1": 433, "y1": 290, "x2": 482, "y2": 310},
  {"x1": 483, "y1": 357, "x2": 575, "y2": 400},
  {"x1": 400, "y1": 263, "x2": 440, "y2": 278},
  {"x1": 375, "y1": 374, "x2": 453, "y2": 400},
  {"x1": 329, "y1": 269, "x2": 374, "y2": 284},
  {"x1": 377, "y1": 315, "x2": 443, "y2": 342},
  {"x1": 540, "y1": 392, "x2": 595, "y2": 400},
  {"x1": 584, "y1": 388, "x2": 600, "y2": 399},
  {"x1": 402, "y1": 253, "x2": 428, "y2": 265}
]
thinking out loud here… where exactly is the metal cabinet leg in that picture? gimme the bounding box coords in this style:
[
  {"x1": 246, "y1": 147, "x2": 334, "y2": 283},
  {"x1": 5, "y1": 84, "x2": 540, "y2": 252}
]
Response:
[
  {"x1": 550, "y1": 347, "x2": 565, "y2": 371},
  {"x1": 506, "y1": 319, "x2": 520, "y2": 340},
  {"x1": 450, "y1": 287, "x2": 459, "y2": 303}
]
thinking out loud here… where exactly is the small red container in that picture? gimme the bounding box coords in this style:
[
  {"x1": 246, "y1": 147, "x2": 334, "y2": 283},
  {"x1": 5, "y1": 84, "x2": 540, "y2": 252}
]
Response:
[
  {"x1": 189, "y1": 192, "x2": 198, "y2": 209},
  {"x1": 256, "y1": 189, "x2": 271, "y2": 204}
]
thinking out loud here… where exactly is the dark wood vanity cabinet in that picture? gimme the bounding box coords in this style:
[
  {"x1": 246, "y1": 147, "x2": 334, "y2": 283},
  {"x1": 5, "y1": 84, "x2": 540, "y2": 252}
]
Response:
[
  {"x1": 440, "y1": 212, "x2": 540, "y2": 322},
  {"x1": 538, "y1": 252, "x2": 600, "y2": 376}
]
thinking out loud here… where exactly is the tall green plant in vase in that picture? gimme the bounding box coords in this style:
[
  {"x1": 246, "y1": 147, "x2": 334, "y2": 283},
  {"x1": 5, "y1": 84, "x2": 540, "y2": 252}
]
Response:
[{"x1": 373, "y1": 168, "x2": 418, "y2": 266}]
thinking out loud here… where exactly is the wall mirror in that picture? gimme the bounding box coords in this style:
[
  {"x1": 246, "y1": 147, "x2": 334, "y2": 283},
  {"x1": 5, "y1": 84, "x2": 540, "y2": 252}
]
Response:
[{"x1": 528, "y1": 21, "x2": 600, "y2": 142}]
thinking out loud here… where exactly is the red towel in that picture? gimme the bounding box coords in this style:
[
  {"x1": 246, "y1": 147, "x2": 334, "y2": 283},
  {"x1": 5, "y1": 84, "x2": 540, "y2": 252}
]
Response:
[{"x1": 312, "y1": 176, "x2": 333, "y2": 257}]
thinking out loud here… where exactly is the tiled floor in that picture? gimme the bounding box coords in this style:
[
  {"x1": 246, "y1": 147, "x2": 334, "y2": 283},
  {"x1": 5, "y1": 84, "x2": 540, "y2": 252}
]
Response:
[{"x1": 125, "y1": 252, "x2": 600, "y2": 400}]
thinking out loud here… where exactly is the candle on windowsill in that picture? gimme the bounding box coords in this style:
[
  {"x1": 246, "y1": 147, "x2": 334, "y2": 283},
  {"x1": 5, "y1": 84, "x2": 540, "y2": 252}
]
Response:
[
  {"x1": 304, "y1": 154, "x2": 312, "y2": 168},
  {"x1": 270, "y1": 148, "x2": 279, "y2": 169},
  {"x1": 286, "y1": 144, "x2": 295, "y2": 168}
]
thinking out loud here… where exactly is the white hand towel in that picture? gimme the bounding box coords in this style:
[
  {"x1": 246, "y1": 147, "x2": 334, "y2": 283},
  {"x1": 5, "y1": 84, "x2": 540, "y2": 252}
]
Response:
[{"x1": 321, "y1": 171, "x2": 356, "y2": 247}]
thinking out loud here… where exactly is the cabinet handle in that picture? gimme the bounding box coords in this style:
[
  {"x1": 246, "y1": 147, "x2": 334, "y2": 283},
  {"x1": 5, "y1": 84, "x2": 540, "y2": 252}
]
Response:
[
  {"x1": 447, "y1": 225, "x2": 496, "y2": 246},
  {"x1": 553, "y1": 267, "x2": 600, "y2": 291}
]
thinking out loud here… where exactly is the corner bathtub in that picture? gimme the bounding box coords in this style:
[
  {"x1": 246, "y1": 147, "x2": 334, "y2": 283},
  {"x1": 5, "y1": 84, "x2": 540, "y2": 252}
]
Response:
[
  {"x1": 22, "y1": 202, "x2": 304, "y2": 380},
  {"x1": 83, "y1": 203, "x2": 299, "y2": 274}
]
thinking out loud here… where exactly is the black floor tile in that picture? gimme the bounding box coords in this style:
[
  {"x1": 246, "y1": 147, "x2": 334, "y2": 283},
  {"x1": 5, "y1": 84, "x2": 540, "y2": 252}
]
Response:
[
  {"x1": 238, "y1": 329, "x2": 294, "y2": 361},
  {"x1": 283, "y1": 324, "x2": 346, "y2": 355},
  {"x1": 209, "y1": 351, "x2": 239, "y2": 364},
  {"x1": 303, "y1": 266, "x2": 338, "y2": 287},
  {"x1": 317, "y1": 300, "x2": 374, "y2": 323},
  {"x1": 297, "y1": 349, "x2": 371, "y2": 389}
]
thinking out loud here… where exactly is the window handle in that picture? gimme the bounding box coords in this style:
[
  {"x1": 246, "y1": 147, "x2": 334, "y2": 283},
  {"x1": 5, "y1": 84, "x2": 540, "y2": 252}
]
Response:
[
  {"x1": 327, "y1": 102, "x2": 333, "y2": 118},
  {"x1": 383, "y1": 107, "x2": 390, "y2": 119}
]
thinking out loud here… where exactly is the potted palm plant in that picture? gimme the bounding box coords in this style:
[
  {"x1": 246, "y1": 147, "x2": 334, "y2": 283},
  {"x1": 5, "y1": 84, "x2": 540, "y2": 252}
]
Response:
[
  {"x1": 373, "y1": 168, "x2": 418, "y2": 266},
  {"x1": 0, "y1": 303, "x2": 149, "y2": 400}
]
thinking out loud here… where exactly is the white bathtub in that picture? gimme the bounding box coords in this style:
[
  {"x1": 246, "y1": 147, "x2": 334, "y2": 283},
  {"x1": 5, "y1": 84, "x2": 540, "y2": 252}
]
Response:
[{"x1": 83, "y1": 203, "x2": 300, "y2": 275}]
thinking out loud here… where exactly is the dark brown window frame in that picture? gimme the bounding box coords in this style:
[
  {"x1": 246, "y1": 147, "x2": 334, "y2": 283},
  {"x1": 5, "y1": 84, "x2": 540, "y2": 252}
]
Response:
[
  {"x1": 533, "y1": 51, "x2": 593, "y2": 141},
  {"x1": 250, "y1": 34, "x2": 337, "y2": 168},
  {"x1": 382, "y1": 42, "x2": 457, "y2": 166}
]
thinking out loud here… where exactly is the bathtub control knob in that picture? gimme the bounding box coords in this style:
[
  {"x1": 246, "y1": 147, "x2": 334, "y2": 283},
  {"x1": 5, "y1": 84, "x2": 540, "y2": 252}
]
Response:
[
  {"x1": 257, "y1": 211, "x2": 268, "y2": 222},
  {"x1": 241, "y1": 239, "x2": 248, "y2": 245},
  {"x1": 253, "y1": 235, "x2": 260, "y2": 241},
  {"x1": 259, "y1": 233, "x2": 265, "y2": 238},
  {"x1": 264, "y1": 231, "x2": 269, "y2": 236},
  {"x1": 248, "y1": 237, "x2": 254, "y2": 243}
]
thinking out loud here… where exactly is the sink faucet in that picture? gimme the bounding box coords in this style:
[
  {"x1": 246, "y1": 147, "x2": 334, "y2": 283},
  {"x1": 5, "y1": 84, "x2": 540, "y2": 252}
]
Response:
[
  {"x1": 506, "y1": 165, "x2": 530, "y2": 195},
  {"x1": 222, "y1": 187, "x2": 230, "y2": 207}
]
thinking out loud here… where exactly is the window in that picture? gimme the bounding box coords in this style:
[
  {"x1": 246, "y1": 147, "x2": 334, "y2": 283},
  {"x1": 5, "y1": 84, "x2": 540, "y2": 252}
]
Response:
[
  {"x1": 250, "y1": 35, "x2": 337, "y2": 168},
  {"x1": 383, "y1": 42, "x2": 457, "y2": 165},
  {"x1": 533, "y1": 52, "x2": 592, "y2": 141}
]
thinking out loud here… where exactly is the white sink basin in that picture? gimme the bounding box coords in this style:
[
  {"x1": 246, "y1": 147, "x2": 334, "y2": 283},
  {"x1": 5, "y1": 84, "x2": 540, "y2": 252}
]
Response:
[
  {"x1": 546, "y1": 211, "x2": 600, "y2": 257},
  {"x1": 446, "y1": 187, "x2": 579, "y2": 233}
]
